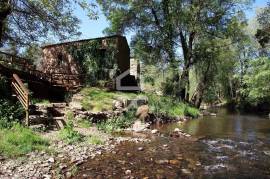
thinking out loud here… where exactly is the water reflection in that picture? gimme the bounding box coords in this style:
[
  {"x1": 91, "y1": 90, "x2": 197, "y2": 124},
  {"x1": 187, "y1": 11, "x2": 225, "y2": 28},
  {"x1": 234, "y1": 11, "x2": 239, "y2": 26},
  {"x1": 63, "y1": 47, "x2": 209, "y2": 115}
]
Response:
[{"x1": 180, "y1": 108, "x2": 270, "y2": 141}]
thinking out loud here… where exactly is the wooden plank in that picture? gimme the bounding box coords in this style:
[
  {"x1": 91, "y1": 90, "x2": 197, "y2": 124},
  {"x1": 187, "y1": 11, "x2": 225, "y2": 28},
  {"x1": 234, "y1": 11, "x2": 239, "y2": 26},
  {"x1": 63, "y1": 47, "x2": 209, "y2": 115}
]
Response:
[
  {"x1": 12, "y1": 82, "x2": 28, "y2": 101},
  {"x1": 13, "y1": 74, "x2": 29, "y2": 95}
]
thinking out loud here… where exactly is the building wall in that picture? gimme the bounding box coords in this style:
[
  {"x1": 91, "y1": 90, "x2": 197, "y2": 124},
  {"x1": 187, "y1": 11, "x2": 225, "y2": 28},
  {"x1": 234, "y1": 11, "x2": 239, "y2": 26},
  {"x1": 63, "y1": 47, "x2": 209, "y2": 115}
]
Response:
[
  {"x1": 41, "y1": 45, "x2": 82, "y2": 75},
  {"x1": 39, "y1": 36, "x2": 131, "y2": 88}
]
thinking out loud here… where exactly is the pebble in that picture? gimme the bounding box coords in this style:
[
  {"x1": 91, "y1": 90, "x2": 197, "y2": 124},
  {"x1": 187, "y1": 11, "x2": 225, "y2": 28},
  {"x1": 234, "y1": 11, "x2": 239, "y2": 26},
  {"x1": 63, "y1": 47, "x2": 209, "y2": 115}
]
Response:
[
  {"x1": 48, "y1": 158, "x2": 55, "y2": 163},
  {"x1": 181, "y1": 169, "x2": 191, "y2": 175},
  {"x1": 125, "y1": 170, "x2": 132, "y2": 175},
  {"x1": 155, "y1": 160, "x2": 169, "y2": 164},
  {"x1": 169, "y1": 160, "x2": 180, "y2": 165},
  {"x1": 151, "y1": 129, "x2": 159, "y2": 134},
  {"x1": 138, "y1": 147, "x2": 144, "y2": 151},
  {"x1": 174, "y1": 128, "x2": 181, "y2": 132}
]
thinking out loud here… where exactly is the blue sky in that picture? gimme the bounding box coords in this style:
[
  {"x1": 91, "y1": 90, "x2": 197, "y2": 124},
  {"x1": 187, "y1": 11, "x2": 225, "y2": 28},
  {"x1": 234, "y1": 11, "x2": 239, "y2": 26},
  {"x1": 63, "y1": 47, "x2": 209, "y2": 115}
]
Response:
[{"x1": 75, "y1": 0, "x2": 268, "y2": 43}]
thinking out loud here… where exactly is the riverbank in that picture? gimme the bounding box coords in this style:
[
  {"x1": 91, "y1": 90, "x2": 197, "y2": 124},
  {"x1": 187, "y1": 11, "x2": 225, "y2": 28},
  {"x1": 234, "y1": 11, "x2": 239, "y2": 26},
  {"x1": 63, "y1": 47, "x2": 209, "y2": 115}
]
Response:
[
  {"x1": 0, "y1": 88, "x2": 200, "y2": 178},
  {"x1": 0, "y1": 120, "x2": 194, "y2": 178}
]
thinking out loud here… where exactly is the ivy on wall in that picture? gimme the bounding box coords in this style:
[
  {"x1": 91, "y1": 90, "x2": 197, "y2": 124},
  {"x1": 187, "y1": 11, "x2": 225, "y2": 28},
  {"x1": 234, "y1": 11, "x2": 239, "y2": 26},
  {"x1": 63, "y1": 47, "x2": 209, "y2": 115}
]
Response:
[{"x1": 67, "y1": 39, "x2": 119, "y2": 85}]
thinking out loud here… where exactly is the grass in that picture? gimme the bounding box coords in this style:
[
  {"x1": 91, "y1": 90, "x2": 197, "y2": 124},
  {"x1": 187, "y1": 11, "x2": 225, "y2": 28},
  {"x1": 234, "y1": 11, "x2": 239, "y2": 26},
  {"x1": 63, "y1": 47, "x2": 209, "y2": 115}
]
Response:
[
  {"x1": 76, "y1": 118, "x2": 92, "y2": 128},
  {"x1": 146, "y1": 94, "x2": 200, "y2": 118},
  {"x1": 87, "y1": 135, "x2": 105, "y2": 145},
  {"x1": 0, "y1": 124, "x2": 49, "y2": 157},
  {"x1": 80, "y1": 87, "x2": 138, "y2": 112},
  {"x1": 59, "y1": 111, "x2": 83, "y2": 144},
  {"x1": 97, "y1": 109, "x2": 136, "y2": 133},
  {"x1": 31, "y1": 98, "x2": 50, "y2": 105}
]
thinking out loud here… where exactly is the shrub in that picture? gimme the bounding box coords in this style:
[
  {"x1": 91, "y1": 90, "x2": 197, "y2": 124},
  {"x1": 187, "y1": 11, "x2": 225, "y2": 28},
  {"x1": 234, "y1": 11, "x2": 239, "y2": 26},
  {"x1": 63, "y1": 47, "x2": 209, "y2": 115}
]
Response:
[
  {"x1": 97, "y1": 109, "x2": 136, "y2": 133},
  {"x1": 0, "y1": 99, "x2": 24, "y2": 128},
  {"x1": 77, "y1": 118, "x2": 92, "y2": 128},
  {"x1": 87, "y1": 135, "x2": 105, "y2": 145},
  {"x1": 59, "y1": 111, "x2": 83, "y2": 144},
  {"x1": 146, "y1": 93, "x2": 199, "y2": 118},
  {"x1": 0, "y1": 124, "x2": 49, "y2": 157}
]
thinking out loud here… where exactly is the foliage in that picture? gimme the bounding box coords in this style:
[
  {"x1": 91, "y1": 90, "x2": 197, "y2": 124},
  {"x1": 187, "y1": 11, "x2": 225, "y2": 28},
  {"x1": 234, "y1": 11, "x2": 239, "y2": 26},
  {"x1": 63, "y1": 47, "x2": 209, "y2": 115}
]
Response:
[
  {"x1": 0, "y1": 99, "x2": 24, "y2": 128},
  {"x1": 59, "y1": 111, "x2": 83, "y2": 144},
  {"x1": 146, "y1": 94, "x2": 199, "y2": 118},
  {"x1": 242, "y1": 57, "x2": 270, "y2": 105},
  {"x1": 98, "y1": 0, "x2": 252, "y2": 101},
  {"x1": 255, "y1": 2, "x2": 270, "y2": 48},
  {"x1": 31, "y1": 98, "x2": 50, "y2": 105},
  {"x1": 0, "y1": 124, "x2": 49, "y2": 157},
  {"x1": 77, "y1": 119, "x2": 92, "y2": 128},
  {"x1": 67, "y1": 40, "x2": 119, "y2": 85},
  {"x1": 97, "y1": 109, "x2": 136, "y2": 133},
  {"x1": 87, "y1": 135, "x2": 105, "y2": 145},
  {"x1": 80, "y1": 87, "x2": 137, "y2": 112},
  {"x1": 0, "y1": 0, "x2": 97, "y2": 47}
]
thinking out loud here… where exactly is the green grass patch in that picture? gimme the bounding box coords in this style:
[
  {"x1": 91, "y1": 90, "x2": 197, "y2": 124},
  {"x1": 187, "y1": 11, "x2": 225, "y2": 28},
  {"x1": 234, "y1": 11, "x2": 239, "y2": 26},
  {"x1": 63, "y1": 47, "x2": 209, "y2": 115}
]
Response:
[
  {"x1": 77, "y1": 118, "x2": 92, "y2": 128},
  {"x1": 0, "y1": 124, "x2": 49, "y2": 157},
  {"x1": 80, "y1": 87, "x2": 138, "y2": 112},
  {"x1": 31, "y1": 98, "x2": 50, "y2": 105},
  {"x1": 97, "y1": 109, "x2": 136, "y2": 133},
  {"x1": 146, "y1": 94, "x2": 199, "y2": 118},
  {"x1": 87, "y1": 135, "x2": 105, "y2": 145},
  {"x1": 59, "y1": 111, "x2": 83, "y2": 144}
]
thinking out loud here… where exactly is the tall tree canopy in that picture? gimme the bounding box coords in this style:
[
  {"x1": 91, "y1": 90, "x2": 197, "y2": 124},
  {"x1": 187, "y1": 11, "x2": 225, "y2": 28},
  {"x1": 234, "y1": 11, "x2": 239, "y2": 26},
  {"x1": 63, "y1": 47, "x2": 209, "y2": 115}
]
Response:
[
  {"x1": 0, "y1": 0, "x2": 97, "y2": 47},
  {"x1": 98, "y1": 0, "x2": 252, "y2": 103},
  {"x1": 255, "y1": 1, "x2": 270, "y2": 49}
]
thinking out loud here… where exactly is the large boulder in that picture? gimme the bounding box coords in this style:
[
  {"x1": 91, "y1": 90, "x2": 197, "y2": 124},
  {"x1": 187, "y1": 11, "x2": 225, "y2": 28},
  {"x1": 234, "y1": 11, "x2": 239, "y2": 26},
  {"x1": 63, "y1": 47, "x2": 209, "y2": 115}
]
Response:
[{"x1": 136, "y1": 105, "x2": 149, "y2": 121}]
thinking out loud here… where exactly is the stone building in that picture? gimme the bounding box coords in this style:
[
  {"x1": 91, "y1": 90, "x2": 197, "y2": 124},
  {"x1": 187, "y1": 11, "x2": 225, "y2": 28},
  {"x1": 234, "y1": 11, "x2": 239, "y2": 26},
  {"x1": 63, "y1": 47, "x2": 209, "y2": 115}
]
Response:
[{"x1": 39, "y1": 35, "x2": 140, "y2": 90}]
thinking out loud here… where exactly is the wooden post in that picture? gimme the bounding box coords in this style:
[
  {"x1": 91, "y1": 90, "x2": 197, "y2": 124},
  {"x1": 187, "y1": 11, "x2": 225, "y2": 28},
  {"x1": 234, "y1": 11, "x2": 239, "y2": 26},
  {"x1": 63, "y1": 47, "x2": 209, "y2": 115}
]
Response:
[{"x1": 25, "y1": 95, "x2": 29, "y2": 126}]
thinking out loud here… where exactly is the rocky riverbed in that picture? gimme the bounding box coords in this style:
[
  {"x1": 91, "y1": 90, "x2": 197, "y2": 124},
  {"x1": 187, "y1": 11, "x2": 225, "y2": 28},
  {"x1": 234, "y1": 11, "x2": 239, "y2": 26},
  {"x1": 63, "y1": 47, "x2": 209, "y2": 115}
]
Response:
[{"x1": 0, "y1": 128, "x2": 151, "y2": 179}]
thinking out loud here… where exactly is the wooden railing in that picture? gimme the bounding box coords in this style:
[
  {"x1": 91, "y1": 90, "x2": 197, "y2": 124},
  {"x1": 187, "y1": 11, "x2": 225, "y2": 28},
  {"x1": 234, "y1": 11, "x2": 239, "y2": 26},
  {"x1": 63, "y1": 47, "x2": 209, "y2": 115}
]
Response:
[
  {"x1": 11, "y1": 74, "x2": 30, "y2": 126},
  {"x1": 0, "y1": 51, "x2": 84, "y2": 89}
]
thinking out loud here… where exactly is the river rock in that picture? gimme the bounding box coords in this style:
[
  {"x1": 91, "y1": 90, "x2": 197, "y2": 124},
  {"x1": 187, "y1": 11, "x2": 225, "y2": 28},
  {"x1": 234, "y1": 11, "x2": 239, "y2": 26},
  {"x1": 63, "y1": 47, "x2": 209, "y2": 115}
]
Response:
[
  {"x1": 151, "y1": 129, "x2": 159, "y2": 134},
  {"x1": 264, "y1": 151, "x2": 270, "y2": 156},
  {"x1": 125, "y1": 170, "x2": 132, "y2": 175},
  {"x1": 181, "y1": 169, "x2": 191, "y2": 175},
  {"x1": 131, "y1": 120, "x2": 149, "y2": 132},
  {"x1": 169, "y1": 160, "x2": 180, "y2": 165},
  {"x1": 138, "y1": 147, "x2": 144, "y2": 151},
  {"x1": 136, "y1": 105, "x2": 149, "y2": 121},
  {"x1": 155, "y1": 160, "x2": 169, "y2": 165},
  {"x1": 210, "y1": 113, "x2": 217, "y2": 116},
  {"x1": 48, "y1": 157, "x2": 54, "y2": 163}
]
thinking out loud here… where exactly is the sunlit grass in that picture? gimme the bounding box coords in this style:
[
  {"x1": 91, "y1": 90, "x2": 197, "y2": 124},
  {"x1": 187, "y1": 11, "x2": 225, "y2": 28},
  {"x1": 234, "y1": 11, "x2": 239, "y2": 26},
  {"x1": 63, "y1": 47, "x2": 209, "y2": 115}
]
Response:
[{"x1": 0, "y1": 124, "x2": 49, "y2": 157}]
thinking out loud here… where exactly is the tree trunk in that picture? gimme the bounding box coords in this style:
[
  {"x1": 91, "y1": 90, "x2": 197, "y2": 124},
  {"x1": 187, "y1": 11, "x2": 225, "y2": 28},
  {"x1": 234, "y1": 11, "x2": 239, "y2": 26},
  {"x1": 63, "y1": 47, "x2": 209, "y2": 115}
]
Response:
[
  {"x1": 191, "y1": 62, "x2": 211, "y2": 108},
  {"x1": 0, "y1": 0, "x2": 11, "y2": 46}
]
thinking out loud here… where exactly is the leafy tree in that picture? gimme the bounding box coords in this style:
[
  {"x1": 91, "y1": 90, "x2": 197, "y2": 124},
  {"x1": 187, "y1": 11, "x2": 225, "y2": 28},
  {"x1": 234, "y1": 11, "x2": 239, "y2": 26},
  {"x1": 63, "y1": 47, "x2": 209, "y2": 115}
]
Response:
[
  {"x1": 242, "y1": 57, "x2": 270, "y2": 105},
  {"x1": 255, "y1": 2, "x2": 270, "y2": 49},
  {"x1": 0, "y1": 0, "x2": 97, "y2": 47},
  {"x1": 98, "y1": 0, "x2": 252, "y2": 102}
]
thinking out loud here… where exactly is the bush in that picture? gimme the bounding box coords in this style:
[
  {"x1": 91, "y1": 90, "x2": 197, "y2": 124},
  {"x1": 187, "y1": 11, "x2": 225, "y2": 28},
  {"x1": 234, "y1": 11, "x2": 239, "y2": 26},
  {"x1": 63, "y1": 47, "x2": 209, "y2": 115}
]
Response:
[
  {"x1": 146, "y1": 93, "x2": 199, "y2": 118},
  {"x1": 0, "y1": 124, "x2": 49, "y2": 157},
  {"x1": 87, "y1": 135, "x2": 105, "y2": 145},
  {"x1": 0, "y1": 99, "x2": 24, "y2": 128},
  {"x1": 97, "y1": 109, "x2": 136, "y2": 133},
  {"x1": 59, "y1": 111, "x2": 83, "y2": 144}
]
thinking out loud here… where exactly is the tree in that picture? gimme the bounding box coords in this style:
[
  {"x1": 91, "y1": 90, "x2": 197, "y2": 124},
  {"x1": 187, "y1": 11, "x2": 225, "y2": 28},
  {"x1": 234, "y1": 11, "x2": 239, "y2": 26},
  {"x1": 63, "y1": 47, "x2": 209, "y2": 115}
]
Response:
[
  {"x1": 255, "y1": 2, "x2": 270, "y2": 49},
  {"x1": 0, "y1": 0, "x2": 97, "y2": 47},
  {"x1": 98, "y1": 0, "x2": 252, "y2": 102}
]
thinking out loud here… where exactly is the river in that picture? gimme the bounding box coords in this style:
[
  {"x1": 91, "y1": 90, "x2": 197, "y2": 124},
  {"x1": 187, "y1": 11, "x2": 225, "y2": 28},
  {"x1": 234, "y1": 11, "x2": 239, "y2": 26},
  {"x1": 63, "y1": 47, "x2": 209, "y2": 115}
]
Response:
[{"x1": 75, "y1": 108, "x2": 270, "y2": 178}]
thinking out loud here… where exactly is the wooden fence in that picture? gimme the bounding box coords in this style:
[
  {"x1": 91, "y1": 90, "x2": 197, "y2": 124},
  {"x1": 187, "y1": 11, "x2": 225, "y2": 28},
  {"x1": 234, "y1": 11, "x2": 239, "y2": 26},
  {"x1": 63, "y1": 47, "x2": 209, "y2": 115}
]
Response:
[{"x1": 11, "y1": 74, "x2": 30, "y2": 126}]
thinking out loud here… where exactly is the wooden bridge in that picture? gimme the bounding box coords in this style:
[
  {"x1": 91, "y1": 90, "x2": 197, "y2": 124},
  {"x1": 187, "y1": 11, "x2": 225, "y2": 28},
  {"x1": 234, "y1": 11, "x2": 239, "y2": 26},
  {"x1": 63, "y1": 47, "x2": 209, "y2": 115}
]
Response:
[{"x1": 0, "y1": 51, "x2": 84, "y2": 126}]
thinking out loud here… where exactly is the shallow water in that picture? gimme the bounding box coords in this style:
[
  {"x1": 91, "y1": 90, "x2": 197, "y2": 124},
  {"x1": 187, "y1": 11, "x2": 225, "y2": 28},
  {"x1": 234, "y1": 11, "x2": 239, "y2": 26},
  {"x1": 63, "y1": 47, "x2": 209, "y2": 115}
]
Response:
[{"x1": 75, "y1": 108, "x2": 270, "y2": 178}]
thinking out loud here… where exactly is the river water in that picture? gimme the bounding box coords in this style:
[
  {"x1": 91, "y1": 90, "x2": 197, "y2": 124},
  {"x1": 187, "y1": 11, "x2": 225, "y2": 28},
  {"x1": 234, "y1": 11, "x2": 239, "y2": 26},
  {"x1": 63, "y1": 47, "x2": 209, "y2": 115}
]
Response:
[{"x1": 75, "y1": 108, "x2": 270, "y2": 178}]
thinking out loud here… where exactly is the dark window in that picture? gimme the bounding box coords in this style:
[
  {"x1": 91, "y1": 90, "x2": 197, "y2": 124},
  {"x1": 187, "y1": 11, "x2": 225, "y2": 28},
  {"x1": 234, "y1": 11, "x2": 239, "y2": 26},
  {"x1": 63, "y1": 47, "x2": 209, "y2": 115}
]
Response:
[{"x1": 57, "y1": 53, "x2": 64, "y2": 66}]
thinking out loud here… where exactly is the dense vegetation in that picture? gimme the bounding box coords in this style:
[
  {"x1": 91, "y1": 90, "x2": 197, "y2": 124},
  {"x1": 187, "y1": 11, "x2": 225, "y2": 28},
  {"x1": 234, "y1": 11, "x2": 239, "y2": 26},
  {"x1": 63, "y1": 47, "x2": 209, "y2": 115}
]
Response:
[{"x1": 98, "y1": 0, "x2": 270, "y2": 111}]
